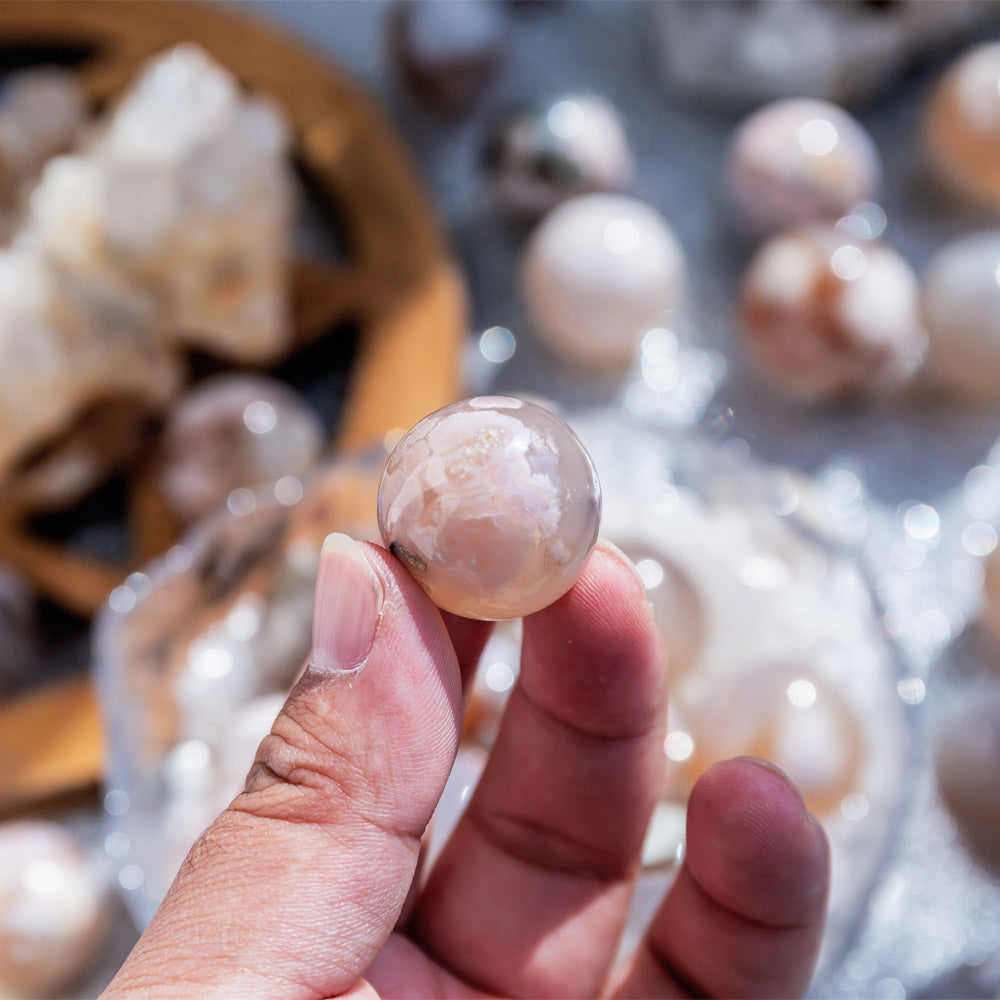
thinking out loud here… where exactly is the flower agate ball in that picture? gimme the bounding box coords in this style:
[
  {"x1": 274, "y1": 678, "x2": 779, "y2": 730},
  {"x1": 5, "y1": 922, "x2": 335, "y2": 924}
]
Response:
[
  {"x1": 926, "y1": 43, "x2": 1000, "y2": 212},
  {"x1": 0, "y1": 821, "x2": 108, "y2": 998},
  {"x1": 921, "y1": 232, "x2": 1000, "y2": 402},
  {"x1": 483, "y1": 94, "x2": 633, "y2": 219},
  {"x1": 738, "y1": 225, "x2": 926, "y2": 401},
  {"x1": 725, "y1": 99, "x2": 882, "y2": 239},
  {"x1": 377, "y1": 396, "x2": 601, "y2": 620},
  {"x1": 521, "y1": 194, "x2": 685, "y2": 369}
]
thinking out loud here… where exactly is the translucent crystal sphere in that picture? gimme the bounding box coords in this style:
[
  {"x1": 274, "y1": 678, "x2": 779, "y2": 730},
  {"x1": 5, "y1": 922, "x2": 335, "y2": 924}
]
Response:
[
  {"x1": 377, "y1": 396, "x2": 601, "y2": 620},
  {"x1": 610, "y1": 538, "x2": 706, "y2": 689}
]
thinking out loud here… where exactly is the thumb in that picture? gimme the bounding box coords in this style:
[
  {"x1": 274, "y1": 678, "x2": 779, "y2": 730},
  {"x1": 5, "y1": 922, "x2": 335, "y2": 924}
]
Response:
[{"x1": 103, "y1": 534, "x2": 463, "y2": 1000}]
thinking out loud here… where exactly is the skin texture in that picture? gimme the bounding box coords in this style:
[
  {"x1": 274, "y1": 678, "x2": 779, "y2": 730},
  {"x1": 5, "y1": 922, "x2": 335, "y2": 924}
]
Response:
[{"x1": 101, "y1": 541, "x2": 829, "y2": 1000}]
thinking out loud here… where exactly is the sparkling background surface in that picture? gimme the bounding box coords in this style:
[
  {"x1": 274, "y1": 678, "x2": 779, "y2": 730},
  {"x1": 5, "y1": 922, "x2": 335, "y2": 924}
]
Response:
[{"x1": 85, "y1": 2, "x2": 1000, "y2": 995}]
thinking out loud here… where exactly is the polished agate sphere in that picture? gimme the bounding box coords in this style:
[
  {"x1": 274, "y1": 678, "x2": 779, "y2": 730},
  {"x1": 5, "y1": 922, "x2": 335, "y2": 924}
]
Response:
[
  {"x1": 0, "y1": 821, "x2": 108, "y2": 997},
  {"x1": 922, "y1": 232, "x2": 1000, "y2": 402},
  {"x1": 739, "y1": 225, "x2": 926, "y2": 401},
  {"x1": 726, "y1": 98, "x2": 882, "y2": 239},
  {"x1": 926, "y1": 43, "x2": 1000, "y2": 212},
  {"x1": 483, "y1": 94, "x2": 633, "y2": 219},
  {"x1": 378, "y1": 396, "x2": 601, "y2": 619},
  {"x1": 158, "y1": 374, "x2": 324, "y2": 522},
  {"x1": 521, "y1": 193, "x2": 685, "y2": 369}
]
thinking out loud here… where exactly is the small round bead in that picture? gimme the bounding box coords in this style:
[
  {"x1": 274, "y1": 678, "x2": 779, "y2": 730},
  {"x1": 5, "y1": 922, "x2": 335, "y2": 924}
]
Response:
[
  {"x1": 521, "y1": 193, "x2": 685, "y2": 369},
  {"x1": 388, "y1": 0, "x2": 506, "y2": 115},
  {"x1": 935, "y1": 688, "x2": 1000, "y2": 873},
  {"x1": 0, "y1": 821, "x2": 108, "y2": 997},
  {"x1": 483, "y1": 94, "x2": 632, "y2": 219},
  {"x1": 738, "y1": 225, "x2": 925, "y2": 401},
  {"x1": 921, "y1": 231, "x2": 1000, "y2": 402},
  {"x1": 925, "y1": 42, "x2": 1000, "y2": 212},
  {"x1": 158, "y1": 375, "x2": 324, "y2": 522},
  {"x1": 725, "y1": 98, "x2": 882, "y2": 239},
  {"x1": 378, "y1": 396, "x2": 601, "y2": 620}
]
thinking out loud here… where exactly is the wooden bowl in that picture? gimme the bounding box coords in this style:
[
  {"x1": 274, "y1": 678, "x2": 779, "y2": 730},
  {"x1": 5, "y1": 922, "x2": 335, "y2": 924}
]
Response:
[{"x1": 0, "y1": 0, "x2": 465, "y2": 813}]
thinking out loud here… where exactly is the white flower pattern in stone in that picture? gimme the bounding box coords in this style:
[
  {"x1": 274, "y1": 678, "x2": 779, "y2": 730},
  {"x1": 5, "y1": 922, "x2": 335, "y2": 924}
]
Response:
[{"x1": 378, "y1": 397, "x2": 600, "y2": 619}]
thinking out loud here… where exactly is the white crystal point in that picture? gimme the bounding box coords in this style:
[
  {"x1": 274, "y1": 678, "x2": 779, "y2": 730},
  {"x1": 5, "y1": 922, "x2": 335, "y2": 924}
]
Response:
[{"x1": 378, "y1": 396, "x2": 601, "y2": 620}]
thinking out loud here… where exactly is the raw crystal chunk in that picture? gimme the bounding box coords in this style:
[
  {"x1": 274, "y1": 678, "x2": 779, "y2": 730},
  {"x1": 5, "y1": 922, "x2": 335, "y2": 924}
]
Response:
[
  {"x1": 0, "y1": 245, "x2": 180, "y2": 491},
  {"x1": 377, "y1": 396, "x2": 601, "y2": 620},
  {"x1": 27, "y1": 43, "x2": 294, "y2": 364}
]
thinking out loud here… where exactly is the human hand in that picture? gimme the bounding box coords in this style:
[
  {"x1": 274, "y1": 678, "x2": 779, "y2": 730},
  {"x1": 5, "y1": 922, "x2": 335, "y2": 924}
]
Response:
[{"x1": 102, "y1": 535, "x2": 829, "y2": 999}]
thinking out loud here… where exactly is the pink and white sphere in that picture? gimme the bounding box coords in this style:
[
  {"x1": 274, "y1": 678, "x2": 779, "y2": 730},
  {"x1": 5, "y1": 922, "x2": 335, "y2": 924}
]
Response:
[
  {"x1": 726, "y1": 98, "x2": 882, "y2": 239},
  {"x1": 521, "y1": 193, "x2": 685, "y2": 370},
  {"x1": 378, "y1": 396, "x2": 601, "y2": 620},
  {"x1": 738, "y1": 225, "x2": 925, "y2": 401}
]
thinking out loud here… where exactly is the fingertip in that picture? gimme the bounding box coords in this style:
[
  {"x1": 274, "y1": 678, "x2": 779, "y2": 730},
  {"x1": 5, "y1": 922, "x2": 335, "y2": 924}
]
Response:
[
  {"x1": 521, "y1": 536, "x2": 666, "y2": 739},
  {"x1": 686, "y1": 757, "x2": 830, "y2": 929}
]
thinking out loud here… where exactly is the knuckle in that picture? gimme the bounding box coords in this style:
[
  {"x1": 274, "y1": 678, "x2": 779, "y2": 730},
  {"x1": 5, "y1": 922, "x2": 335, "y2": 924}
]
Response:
[{"x1": 232, "y1": 704, "x2": 372, "y2": 825}]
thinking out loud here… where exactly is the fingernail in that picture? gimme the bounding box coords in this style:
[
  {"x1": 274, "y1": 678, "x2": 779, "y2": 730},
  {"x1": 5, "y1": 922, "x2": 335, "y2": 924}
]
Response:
[
  {"x1": 736, "y1": 756, "x2": 807, "y2": 808},
  {"x1": 309, "y1": 533, "x2": 383, "y2": 676},
  {"x1": 596, "y1": 537, "x2": 648, "y2": 595}
]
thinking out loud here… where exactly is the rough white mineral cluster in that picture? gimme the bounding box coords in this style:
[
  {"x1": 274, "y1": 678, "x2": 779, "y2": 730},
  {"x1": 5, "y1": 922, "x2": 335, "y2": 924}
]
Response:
[
  {"x1": 28, "y1": 43, "x2": 294, "y2": 363},
  {"x1": 0, "y1": 44, "x2": 294, "y2": 501}
]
